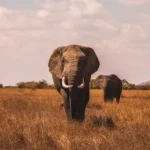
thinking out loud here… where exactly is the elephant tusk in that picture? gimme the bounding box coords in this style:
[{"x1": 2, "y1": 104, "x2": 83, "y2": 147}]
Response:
[
  {"x1": 62, "y1": 77, "x2": 73, "y2": 88},
  {"x1": 78, "y1": 78, "x2": 85, "y2": 88}
]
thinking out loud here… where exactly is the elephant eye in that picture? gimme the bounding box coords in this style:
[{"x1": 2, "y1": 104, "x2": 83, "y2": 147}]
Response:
[{"x1": 61, "y1": 58, "x2": 65, "y2": 64}]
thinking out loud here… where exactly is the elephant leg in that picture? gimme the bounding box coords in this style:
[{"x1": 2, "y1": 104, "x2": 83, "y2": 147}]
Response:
[
  {"x1": 80, "y1": 80, "x2": 90, "y2": 121},
  {"x1": 104, "y1": 89, "x2": 109, "y2": 102},
  {"x1": 104, "y1": 94, "x2": 113, "y2": 103},
  {"x1": 85, "y1": 88, "x2": 90, "y2": 105},
  {"x1": 116, "y1": 89, "x2": 122, "y2": 103},
  {"x1": 60, "y1": 89, "x2": 71, "y2": 120},
  {"x1": 84, "y1": 77, "x2": 90, "y2": 107},
  {"x1": 83, "y1": 89, "x2": 90, "y2": 120},
  {"x1": 116, "y1": 95, "x2": 121, "y2": 103},
  {"x1": 105, "y1": 98, "x2": 113, "y2": 103},
  {"x1": 104, "y1": 87, "x2": 114, "y2": 103},
  {"x1": 70, "y1": 89, "x2": 86, "y2": 121},
  {"x1": 76, "y1": 88, "x2": 89, "y2": 121},
  {"x1": 116, "y1": 98, "x2": 120, "y2": 103}
]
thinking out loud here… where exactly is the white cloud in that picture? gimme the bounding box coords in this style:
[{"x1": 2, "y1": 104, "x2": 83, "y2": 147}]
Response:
[
  {"x1": 101, "y1": 23, "x2": 149, "y2": 53},
  {"x1": 0, "y1": 7, "x2": 10, "y2": 17},
  {"x1": 119, "y1": 0, "x2": 150, "y2": 6},
  {"x1": 68, "y1": 0, "x2": 103, "y2": 17},
  {"x1": 37, "y1": 9, "x2": 49, "y2": 17},
  {"x1": 141, "y1": 14, "x2": 150, "y2": 25}
]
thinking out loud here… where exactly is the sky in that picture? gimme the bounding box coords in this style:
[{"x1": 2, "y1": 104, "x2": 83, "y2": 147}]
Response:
[{"x1": 0, "y1": 0, "x2": 150, "y2": 86}]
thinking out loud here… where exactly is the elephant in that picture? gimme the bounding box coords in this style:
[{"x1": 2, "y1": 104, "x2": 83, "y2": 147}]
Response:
[
  {"x1": 97, "y1": 74, "x2": 122, "y2": 103},
  {"x1": 48, "y1": 45, "x2": 100, "y2": 121}
]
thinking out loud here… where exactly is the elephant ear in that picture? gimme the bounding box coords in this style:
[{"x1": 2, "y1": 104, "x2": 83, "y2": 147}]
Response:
[
  {"x1": 80, "y1": 46, "x2": 100, "y2": 75},
  {"x1": 48, "y1": 46, "x2": 65, "y2": 79}
]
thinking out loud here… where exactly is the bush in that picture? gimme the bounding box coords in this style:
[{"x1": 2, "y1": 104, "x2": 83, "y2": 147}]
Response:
[
  {"x1": 48, "y1": 84, "x2": 55, "y2": 89},
  {"x1": 90, "y1": 79, "x2": 101, "y2": 89},
  {"x1": 16, "y1": 80, "x2": 53, "y2": 89},
  {"x1": 16, "y1": 82, "x2": 26, "y2": 88},
  {"x1": 4, "y1": 86, "x2": 17, "y2": 88},
  {"x1": 36, "y1": 80, "x2": 49, "y2": 89},
  {"x1": 0, "y1": 84, "x2": 3, "y2": 88},
  {"x1": 135, "y1": 85, "x2": 150, "y2": 90}
]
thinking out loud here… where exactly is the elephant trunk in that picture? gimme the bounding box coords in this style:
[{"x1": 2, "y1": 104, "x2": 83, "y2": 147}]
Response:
[
  {"x1": 62, "y1": 59, "x2": 85, "y2": 121},
  {"x1": 62, "y1": 58, "x2": 85, "y2": 89}
]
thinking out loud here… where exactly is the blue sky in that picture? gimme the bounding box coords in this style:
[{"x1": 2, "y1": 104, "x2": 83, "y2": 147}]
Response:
[
  {"x1": 0, "y1": 0, "x2": 37, "y2": 10},
  {"x1": 0, "y1": 0, "x2": 150, "y2": 86}
]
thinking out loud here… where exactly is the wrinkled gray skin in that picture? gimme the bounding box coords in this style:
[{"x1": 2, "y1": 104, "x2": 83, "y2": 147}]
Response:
[
  {"x1": 48, "y1": 45, "x2": 100, "y2": 121},
  {"x1": 97, "y1": 74, "x2": 122, "y2": 103}
]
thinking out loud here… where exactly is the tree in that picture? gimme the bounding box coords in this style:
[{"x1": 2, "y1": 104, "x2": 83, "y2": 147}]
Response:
[
  {"x1": 0, "y1": 84, "x2": 3, "y2": 88},
  {"x1": 122, "y1": 79, "x2": 136, "y2": 90}
]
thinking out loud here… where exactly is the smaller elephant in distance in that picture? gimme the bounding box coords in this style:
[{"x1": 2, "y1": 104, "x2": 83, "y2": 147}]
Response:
[{"x1": 97, "y1": 74, "x2": 122, "y2": 103}]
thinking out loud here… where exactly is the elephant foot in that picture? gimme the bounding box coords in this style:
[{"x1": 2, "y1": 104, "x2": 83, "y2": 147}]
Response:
[
  {"x1": 72, "y1": 113, "x2": 85, "y2": 122},
  {"x1": 116, "y1": 99, "x2": 120, "y2": 104},
  {"x1": 104, "y1": 99, "x2": 113, "y2": 103}
]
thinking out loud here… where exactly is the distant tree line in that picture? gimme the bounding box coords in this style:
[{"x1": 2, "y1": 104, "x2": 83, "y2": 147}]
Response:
[
  {"x1": 0, "y1": 80, "x2": 54, "y2": 89},
  {"x1": 0, "y1": 79, "x2": 150, "y2": 90}
]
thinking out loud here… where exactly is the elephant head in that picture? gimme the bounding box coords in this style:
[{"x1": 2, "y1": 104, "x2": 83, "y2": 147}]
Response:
[
  {"x1": 97, "y1": 75, "x2": 110, "y2": 89},
  {"x1": 48, "y1": 45, "x2": 100, "y2": 121},
  {"x1": 49, "y1": 45, "x2": 99, "y2": 84}
]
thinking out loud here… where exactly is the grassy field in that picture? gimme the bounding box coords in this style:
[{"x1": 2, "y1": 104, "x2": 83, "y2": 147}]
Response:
[{"x1": 0, "y1": 89, "x2": 150, "y2": 150}]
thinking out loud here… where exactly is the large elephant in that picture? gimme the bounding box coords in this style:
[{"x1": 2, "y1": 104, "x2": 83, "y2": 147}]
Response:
[
  {"x1": 48, "y1": 45, "x2": 100, "y2": 121},
  {"x1": 97, "y1": 74, "x2": 122, "y2": 103}
]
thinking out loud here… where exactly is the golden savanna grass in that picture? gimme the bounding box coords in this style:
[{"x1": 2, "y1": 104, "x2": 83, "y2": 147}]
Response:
[{"x1": 0, "y1": 89, "x2": 150, "y2": 150}]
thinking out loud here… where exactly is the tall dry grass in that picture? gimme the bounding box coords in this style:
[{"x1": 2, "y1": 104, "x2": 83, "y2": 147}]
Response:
[{"x1": 0, "y1": 89, "x2": 150, "y2": 150}]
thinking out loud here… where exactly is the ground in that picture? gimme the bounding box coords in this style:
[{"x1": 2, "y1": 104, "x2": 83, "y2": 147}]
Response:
[{"x1": 0, "y1": 89, "x2": 150, "y2": 150}]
